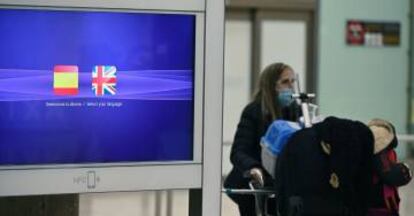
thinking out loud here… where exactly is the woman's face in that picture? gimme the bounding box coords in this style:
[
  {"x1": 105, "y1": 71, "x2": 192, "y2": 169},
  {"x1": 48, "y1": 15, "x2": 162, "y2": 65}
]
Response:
[{"x1": 275, "y1": 68, "x2": 295, "y2": 92}]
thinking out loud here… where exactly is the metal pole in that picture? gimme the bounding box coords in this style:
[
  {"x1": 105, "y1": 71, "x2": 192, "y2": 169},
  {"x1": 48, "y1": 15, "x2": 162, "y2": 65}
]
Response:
[
  {"x1": 166, "y1": 190, "x2": 173, "y2": 216},
  {"x1": 155, "y1": 191, "x2": 163, "y2": 216}
]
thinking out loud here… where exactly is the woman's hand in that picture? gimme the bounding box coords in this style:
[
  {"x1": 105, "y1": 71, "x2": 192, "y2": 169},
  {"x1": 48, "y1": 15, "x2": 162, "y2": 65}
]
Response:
[{"x1": 249, "y1": 167, "x2": 265, "y2": 187}]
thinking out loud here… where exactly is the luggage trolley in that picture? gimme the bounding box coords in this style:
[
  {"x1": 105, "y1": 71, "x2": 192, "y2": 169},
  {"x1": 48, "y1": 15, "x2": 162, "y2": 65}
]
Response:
[
  {"x1": 222, "y1": 181, "x2": 276, "y2": 216},
  {"x1": 222, "y1": 90, "x2": 317, "y2": 216}
]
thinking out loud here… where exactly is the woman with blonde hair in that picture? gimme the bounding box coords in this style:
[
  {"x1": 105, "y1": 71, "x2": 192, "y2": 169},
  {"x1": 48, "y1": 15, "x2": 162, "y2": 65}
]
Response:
[{"x1": 224, "y1": 62, "x2": 300, "y2": 216}]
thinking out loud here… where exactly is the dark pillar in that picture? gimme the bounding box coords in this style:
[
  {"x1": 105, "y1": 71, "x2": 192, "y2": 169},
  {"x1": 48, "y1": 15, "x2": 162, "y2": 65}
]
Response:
[
  {"x1": 188, "y1": 189, "x2": 202, "y2": 216},
  {"x1": 0, "y1": 194, "x2": 78, "y2": 216}
]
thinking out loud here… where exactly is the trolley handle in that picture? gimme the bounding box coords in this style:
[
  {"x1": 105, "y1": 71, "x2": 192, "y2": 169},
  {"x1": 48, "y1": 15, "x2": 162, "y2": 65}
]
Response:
[
  {"x1": 222, "y1": 188, "x2": 276, "y2": 195},
  {"x1": 222, "y1": 181, "x2": 276, "y2": 195}
]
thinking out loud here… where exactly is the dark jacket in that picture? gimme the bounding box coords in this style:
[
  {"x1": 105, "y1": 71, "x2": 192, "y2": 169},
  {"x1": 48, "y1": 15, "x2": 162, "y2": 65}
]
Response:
[
  {"x1": 275, "y1": 117, "x2": 374, "y2": 216},
  {"x1": 224, "y1": 100, "x2": 299, "y2": 194}
]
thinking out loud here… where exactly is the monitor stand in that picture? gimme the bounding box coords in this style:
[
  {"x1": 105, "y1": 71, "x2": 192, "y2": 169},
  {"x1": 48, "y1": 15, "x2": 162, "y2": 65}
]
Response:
[{"x1": 0, "y1": 194, "x2": 78, "y2": 216}]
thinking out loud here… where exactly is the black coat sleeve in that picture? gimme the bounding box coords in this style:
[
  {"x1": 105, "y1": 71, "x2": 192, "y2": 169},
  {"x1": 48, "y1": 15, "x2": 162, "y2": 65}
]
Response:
[{"x1": 229, "y1": 103, "x2": 263, "y2": 175}]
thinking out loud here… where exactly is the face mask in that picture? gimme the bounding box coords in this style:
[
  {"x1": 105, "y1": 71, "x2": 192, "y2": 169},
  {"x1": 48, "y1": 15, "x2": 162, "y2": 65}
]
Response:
[{"x1": 278, "y1": 89, "x2": 294, "y2": 107}]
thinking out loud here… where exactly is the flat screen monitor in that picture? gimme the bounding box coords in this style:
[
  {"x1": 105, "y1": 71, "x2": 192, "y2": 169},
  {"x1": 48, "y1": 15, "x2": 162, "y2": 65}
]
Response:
[{"x1": 0, "y1": 4, "x2": 205, "y2": 196}]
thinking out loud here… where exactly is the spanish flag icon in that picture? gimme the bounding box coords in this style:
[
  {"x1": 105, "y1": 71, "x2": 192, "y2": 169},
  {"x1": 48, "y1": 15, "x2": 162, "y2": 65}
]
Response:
[{"x1": 53, "y1": 65, "x2": 79, "y2": 95}]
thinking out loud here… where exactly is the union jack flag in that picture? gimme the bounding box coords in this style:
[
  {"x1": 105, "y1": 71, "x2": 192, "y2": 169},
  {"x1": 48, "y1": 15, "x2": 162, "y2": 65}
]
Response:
[{"x1": 92, "y1": 65, "x2": 117, "y2": 96}]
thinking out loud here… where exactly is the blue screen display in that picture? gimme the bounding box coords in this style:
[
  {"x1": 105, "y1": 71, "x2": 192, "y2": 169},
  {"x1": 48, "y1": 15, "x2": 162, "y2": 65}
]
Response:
[{"x1": 0, "y1": 9, "x2": 195, "y2": 165}]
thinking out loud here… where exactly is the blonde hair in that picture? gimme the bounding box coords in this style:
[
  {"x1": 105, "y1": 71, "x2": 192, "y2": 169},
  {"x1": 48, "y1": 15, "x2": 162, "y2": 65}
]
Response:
[{"x1": 254, "y1": 62, "x2": 291, "y2": 121}]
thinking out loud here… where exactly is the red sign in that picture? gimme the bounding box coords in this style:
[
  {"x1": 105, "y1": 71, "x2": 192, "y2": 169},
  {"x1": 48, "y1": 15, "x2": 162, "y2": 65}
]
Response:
[{"x1": 346, "y1": 21, "x2": 365, "y2": 45}]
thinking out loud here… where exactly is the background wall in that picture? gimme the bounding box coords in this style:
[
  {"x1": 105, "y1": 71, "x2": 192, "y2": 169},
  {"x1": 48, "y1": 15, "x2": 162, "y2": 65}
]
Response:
[
  {"x1": 410, "y1": 0, "x2": 414, "y2": 157},
  {"x1": 260, "y1": 18, "x2": 308, "y2": 91},
  {"x1": 318, "y1": 0, "x2": 411, "y2": 156},
  {"x1": 222, "y1": 17, "x2": 252, "y2": 175}
]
